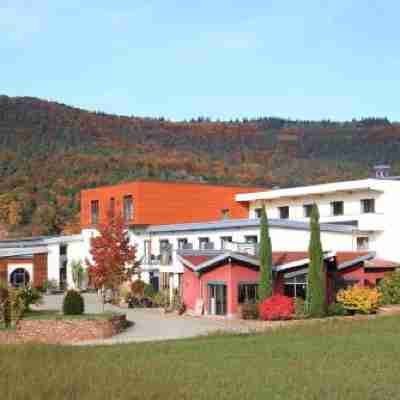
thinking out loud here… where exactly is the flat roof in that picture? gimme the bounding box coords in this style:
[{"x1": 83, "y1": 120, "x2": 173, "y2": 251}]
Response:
[
  {"x1": 0, "y1": 234, "x2": 82, "y2": 249},
  {"x1": 0, "y1": 247, "x2": 49, "y2": 258},
  {"x1": 143, "y1": 217, "x2": 364, "y2": 234},
  {"x1": 235, "y1": 178, "x2": 391, "y2": 202}
]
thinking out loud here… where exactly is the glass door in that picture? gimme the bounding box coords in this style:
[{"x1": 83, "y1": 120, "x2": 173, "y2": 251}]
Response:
[{"x1": 208, "y1": 283, "x2": 227, "y2": 315}]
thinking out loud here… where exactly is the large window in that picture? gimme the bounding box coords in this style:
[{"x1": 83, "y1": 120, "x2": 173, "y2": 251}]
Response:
[
  {"x1": 361, "y1": 198, "x2": 375, "y2": 214},
  {"x1": 245, "y1": 235, "x2": 258, "y2": 244},
  {"x1": 199, "y1": 237, "x2": 212, "y2": 250},
  {"x1": 238, "y1": 283, "x2": 258, "y2": 304},
  {"x1": 254, "y1": 208, "x2": 262, "y2": 218},
  {"x1": 331, "y1": 201, "x2": 344, "y2": 216},
  {"x1": 303, "y1": 204, "x2": 313, "y2": 218},
  {"x1": 123, "y1": 195, "x2": 133, "y2": 222},
  {"x1": 10, "y1": 268, "x2": 30, "y2": 288},
  {"x1": 357, "y1": 236, "x2": 369, "y2": 250},
  {"x1": 109, "y1": 197, "x2": 115, "y2": 218},
  {"x1": 220, "y1": 236, "x2": 232, "y2": 249},
  {"x1": 221, "y1": 209, "x2": 230, "y2": 219},
  {"x1": 90, "y1": 200, "x2": 99, "y2": 225},
  {"x1": 284, "y1": 274, "x2": 307, "y2": 299},
  {"x1": 278, "y1": 206, "x2": 289, "y2": 219},
  {"x1": 177, "y1": 238, "x2": 189, "y2": 250}
]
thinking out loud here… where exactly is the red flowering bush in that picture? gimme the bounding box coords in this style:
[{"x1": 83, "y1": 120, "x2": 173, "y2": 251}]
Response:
[{"x1": 258, "y1": 295, "x2": 294, "y2": 321}]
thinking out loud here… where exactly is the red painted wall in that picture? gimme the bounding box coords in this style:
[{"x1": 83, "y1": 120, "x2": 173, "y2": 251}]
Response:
[
  {"x1": 80, "y1": 181, "x2": 264, "y2": 228},
  {"x1": 338, "y1": 265, "x2": 392, "y2": 287},
  {"x1": 183, "y1": 261, "x2": 260, "y2": 317}
]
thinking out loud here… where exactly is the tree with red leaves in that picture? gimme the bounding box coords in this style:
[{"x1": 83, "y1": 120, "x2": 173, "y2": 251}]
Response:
[{"x1": 86, "y1": 215, "x2": 138, "y2": 307}]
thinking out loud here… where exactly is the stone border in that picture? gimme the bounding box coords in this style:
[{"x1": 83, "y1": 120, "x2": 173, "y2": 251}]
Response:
[{"x1": 0, "y1": 314, "x2": 127, "y2": 344}]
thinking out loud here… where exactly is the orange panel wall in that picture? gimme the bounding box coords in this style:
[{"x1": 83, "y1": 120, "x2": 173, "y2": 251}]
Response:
[{"x1": 80, "y1": 181, "x2": 265, "y2": 228}]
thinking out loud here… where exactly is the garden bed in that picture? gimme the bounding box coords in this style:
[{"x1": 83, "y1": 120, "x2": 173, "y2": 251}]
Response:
[{"x1": 0, "y1": 310, "x2": 128, "y2": 344}]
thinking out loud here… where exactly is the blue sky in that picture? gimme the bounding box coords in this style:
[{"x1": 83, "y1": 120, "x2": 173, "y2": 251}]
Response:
[{"x1": 1, "y1": 1, "x2": 399, "y2": 121}]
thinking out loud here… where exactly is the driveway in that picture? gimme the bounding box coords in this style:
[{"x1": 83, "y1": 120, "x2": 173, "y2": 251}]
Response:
[{"x1": 38, "y1": 293, "x2": 248, "y2": 345}]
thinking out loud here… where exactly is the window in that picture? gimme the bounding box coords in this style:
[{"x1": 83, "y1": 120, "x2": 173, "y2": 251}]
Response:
[
  {"x1": 220, "y1": 236, "x2": 232, "y2": 249},
  {"x1": 331, "y1": 201, "x2": 344, "y2": 216},
  {"x1": 238, "y1": 283, "x2": 258, "y2": 304},
  {"x1": 10, "y1": 268, "x2": 30, "y2": 288},
  {"x1": 278, "y1": 206, "x2": 289, "y2": 219},
  {"x1": 123, "y1": 195, "x2": 133, "y2": 222},
  {"x1": 221, "y1": 209, "x2": 230, "y2": 219},
  {"x1": 357, "y1": 236, "x2": 369, "y2": 250},
  {"x1": 177, "y1": 238, "x2": 188, "y2": 250},
  {"x1": 144, "y1": 240, "x2": 151, "y2": 263},
  {"x1": 109, "y1": 197, "x2": 115, "y2": 218},
  {"x1": 303, "y1": 204, "x2": 313, "y2": 218},
  {"x1": 245, "y1": 235, "x2": 258, "y2": 244},
  {"x1": 254, "y1": 208, "x2": 262, "y2": 218},
  {"x1": 284, "y1": 274, "x2": 307, "y2": 299},
  {"x1": 199, "y1": 237, "x2": 210, "y2": 250},
  {"x1": 90, "y1": 200, "x2": 99, "y2": 225},
  {"x1": 361, "y1": 198, "x2": 375, "y2": 214},
  {"x1": 60, "y1": 245, "x2": 67, "y2": 256}
]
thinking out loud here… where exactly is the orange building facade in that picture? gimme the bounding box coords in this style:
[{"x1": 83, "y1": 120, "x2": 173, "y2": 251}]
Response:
[{"x1": 80, "y1": 181, "x2": 265, "y2": 228}]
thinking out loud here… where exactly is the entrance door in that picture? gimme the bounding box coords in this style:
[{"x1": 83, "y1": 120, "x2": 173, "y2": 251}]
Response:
[{"x1": 208, "y1": 283, "x2": 227, "y2": 315}]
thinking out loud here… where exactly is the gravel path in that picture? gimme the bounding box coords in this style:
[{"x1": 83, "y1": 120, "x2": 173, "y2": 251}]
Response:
[{"x1": 38, "y1": 293, "x2": 249, "y2": 345}]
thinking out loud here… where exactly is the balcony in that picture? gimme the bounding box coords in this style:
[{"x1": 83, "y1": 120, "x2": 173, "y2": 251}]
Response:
[{"x1": 223, "y1": 241, "x2": 260, "y2": 256}]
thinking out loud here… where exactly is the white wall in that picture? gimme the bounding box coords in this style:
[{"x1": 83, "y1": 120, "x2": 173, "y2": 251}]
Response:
[
  {"x1": 135, "y1": 224, "x2": 359, "y2": 274},
  {"x1": 246, "y1": 179, "x2": 400, "y2": 262}
]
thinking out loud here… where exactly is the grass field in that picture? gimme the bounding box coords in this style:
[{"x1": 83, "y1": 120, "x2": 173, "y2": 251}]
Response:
[{"x1": 1, "y1": 315, "x2": 400, "y2": 400}]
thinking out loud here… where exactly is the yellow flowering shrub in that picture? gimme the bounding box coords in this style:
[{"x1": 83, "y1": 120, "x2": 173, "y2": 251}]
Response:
[{"x1": 336, "y1": 286, "x2": 381, "y2": 314}]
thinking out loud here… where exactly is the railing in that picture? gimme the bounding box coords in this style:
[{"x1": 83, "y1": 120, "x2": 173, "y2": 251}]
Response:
[
  {"x1": 143, "y1": 250, "x2": 173, "y2": 266},
  {"x1": 221, "y1": 241, "x2": 260, "y2": 256}
]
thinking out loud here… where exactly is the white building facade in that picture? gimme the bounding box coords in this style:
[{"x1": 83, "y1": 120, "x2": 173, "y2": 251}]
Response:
[{"x1": 236, "y1": 178, "x2": 400, "y2": 262}]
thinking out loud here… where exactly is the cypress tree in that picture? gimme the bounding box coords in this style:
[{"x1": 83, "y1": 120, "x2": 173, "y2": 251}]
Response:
[
  {"x1": 258, "y1": 206, "x2": 273, "y2": 301},
  {"x1": 306, "y1": 204, "x2": 326, "y2": 317}
]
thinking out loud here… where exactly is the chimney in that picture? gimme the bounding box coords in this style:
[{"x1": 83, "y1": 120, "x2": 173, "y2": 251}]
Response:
[{"x1": 373, "y1": 164, "x2": 391, "y2": 179}]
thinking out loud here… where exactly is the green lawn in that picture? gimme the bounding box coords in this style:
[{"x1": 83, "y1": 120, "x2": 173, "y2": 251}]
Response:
[{"x1": 2, "y1": 315, "x2": 400, "y2": 400}]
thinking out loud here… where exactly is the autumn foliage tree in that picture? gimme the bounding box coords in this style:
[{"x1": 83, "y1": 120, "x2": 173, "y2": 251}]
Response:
[{"x1": 86, "y1": 215, "x2": 138, "y2": 306}]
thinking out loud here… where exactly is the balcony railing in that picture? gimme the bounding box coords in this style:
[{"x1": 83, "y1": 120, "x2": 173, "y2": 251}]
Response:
[{"x1": 143, "y1": 250, "x2": 173, "y2": 266}]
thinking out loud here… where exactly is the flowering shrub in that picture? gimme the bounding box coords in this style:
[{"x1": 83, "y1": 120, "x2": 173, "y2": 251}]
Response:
[
  {"x1": 378, "y1": 271, "x2": 400, "y2": 305},
  {"x1": 258, "y1": 295, "x2": 294, "y2": 321},
  {"x1": 336, "y1": 286, "x2": 381, "y2": 314}
]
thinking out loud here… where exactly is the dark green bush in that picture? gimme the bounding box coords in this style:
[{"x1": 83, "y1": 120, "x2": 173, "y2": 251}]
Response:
[
  {"x1": 63, "y1": 290, "x2": 84, "y2": 315},
  {"x1": 327, "y1": 302, "x2": 348, "y2": 317}
]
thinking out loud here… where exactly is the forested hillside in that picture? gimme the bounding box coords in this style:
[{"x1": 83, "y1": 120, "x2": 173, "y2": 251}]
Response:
[{"x1": 1, "y1": 95, "x2": 400, "y2": 238}]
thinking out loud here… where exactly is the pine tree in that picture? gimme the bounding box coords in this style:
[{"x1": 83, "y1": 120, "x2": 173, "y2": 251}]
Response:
[
  {"x1": 258, "y1": 206, "x2": 273, "y2": 301},
  {"x1": 306, "y1": 204, "x2": 326, "y2": 317}
]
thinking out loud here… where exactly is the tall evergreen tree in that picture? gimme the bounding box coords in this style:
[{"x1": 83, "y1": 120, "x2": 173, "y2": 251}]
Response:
[
  {"x1": 258, "y1": 206, "x2": 273, "y2": 301},
  {"x1": 306, "y1": 204, "x2": 326, "y2": 317}
]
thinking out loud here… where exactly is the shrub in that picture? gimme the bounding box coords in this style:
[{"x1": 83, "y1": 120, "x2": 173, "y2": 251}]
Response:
[
  {"x1": 119, "y1": 284, "x2": 131, "y2": 303},
  {"x1": 378, "y1": 271, "x2": 400, "y2": 305},
  {"x1": 240, "y1": 303, "x2": 259, "y2": 320},
  {"x1": 337, "y1": 286, "x2": 381, "y2": 314},
  {"x1": 144, "y1": 283, "x2": 155, "y2": 298},
  {"x1": 327, "y1": 302, "x2": 348, "y2": 316},
  {"x1": 42, "y1": 279, "x2": 58, "y2": 293},
  {"x1": 131, "y1": 280, "x2": 145, "y2": 298},
  {"x1": 294, "y1": 297, "x2": 306, "y2": 319},
  {"x1": 153, "y1": 290, "x2": 170, "y2": 308},
  {"x1": 63, "y1": 290, "x2": 85, "y2": 315},
  {"x1": 0, "y1": 283, "x2": 25, "y2": 328},
  {"x1": 20, "y1": 286, "x2": 42, "y2": 311},
  {"x1": 258, "y1": 295, "x2": 294, "y2": 321}
]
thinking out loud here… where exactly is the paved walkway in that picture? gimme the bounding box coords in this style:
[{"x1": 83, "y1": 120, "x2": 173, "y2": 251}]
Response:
[{"x1": 38, "y1": 293, "x2": 248, "y2": 345}]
